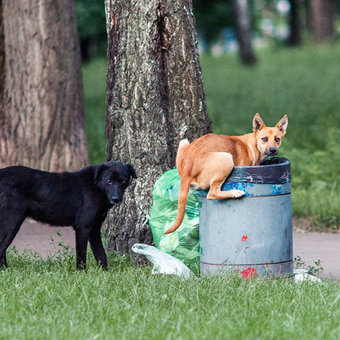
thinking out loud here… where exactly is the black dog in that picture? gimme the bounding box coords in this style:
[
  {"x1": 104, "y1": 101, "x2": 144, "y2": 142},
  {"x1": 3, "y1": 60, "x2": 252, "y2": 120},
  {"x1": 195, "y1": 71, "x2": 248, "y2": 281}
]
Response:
[{"x1": 0, "y1": 161, "x2": 137, "y2": 269}]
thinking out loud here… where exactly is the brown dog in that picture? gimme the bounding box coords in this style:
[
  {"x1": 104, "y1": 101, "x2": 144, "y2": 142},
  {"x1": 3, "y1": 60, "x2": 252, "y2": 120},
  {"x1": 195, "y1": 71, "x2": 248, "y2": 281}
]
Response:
[{"x1": 164, "y1": 113, "x2": 288, "y2": 235}]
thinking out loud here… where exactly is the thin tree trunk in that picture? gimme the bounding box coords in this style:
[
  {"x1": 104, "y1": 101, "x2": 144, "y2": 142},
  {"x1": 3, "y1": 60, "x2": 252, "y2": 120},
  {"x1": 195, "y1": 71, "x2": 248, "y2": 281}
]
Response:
[
  {"x1": 310, "y1": 0, "x2": 336, "y2": 43},
  {"x1": 287, "y1": 0, "x2": 302, "y2": 46},
  {"x1": 104, "y1": 0, "x2": 212, "y2": 254},
  {"x1": 304, "y1": 0, "x2": 312, "y2": 33},
  {"x1": 233, "y1": 0, "x2": 257, "y2": 66},
  {"x1": 0, "y1": 0, "x2": 89, "y2": 171}
]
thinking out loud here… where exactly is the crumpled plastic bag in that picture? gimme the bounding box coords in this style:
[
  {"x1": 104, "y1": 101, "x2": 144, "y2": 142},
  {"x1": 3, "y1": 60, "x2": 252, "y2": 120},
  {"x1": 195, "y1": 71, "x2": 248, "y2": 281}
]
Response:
[
  {"x1": 132, "y1": 243, "x2": 194, "y2": 278},
  {"x1": 149, "y1": 169, "x2": 200, "y2": 273},
  {"x1": 294, "y1": 269, "x2": 322, "y2": 283}
]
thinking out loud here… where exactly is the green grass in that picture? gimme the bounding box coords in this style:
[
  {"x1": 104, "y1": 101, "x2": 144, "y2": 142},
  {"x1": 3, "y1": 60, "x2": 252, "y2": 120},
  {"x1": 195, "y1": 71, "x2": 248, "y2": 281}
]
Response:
[
  {"x1": 1, "y1": 250, "x2": 340, "y2": 339},
  {"x1": 83, "y1": 46, "x2": 340, "y2": 230}
]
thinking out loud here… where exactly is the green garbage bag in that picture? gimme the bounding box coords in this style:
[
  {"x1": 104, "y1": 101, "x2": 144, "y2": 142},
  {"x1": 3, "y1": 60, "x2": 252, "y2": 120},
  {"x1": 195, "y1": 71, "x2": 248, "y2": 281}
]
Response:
[{"x1": 149, "y1": 169, "x2": 200, "y2": 273}]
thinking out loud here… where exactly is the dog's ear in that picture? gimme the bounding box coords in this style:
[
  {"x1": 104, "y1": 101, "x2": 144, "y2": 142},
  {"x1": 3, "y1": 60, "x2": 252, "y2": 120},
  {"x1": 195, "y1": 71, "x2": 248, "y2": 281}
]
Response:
[
  {"x1": 94, "y1": 164, "x2": 106, "y2": 183},
  {"x1": 253, "y1": 113, "x2": 266, "y2": 132},
  {"x1": 126, "y1": 163, "x2": 137, "y2": 179},
  {"x1": 276, "y1": 115, "x2": 288, "y2": 135}
]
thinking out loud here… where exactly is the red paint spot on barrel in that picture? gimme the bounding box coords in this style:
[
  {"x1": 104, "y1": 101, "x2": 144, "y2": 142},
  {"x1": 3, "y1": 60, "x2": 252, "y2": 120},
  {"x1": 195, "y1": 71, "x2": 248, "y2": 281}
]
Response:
[
  {"x1": 241, "y1": 235, "x2": 248, "y2": 242},
  {"x1": 241, "y1": 267, "x2": 257, "y2": 280}
]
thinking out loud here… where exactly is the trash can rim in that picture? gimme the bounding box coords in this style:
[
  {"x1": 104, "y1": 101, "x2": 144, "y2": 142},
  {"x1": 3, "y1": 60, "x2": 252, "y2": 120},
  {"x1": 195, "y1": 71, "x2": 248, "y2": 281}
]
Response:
[
  {"x1": 226, "y1": 157, "x2": 291, "y2": 184},
  {"x1": 233, "y1": 158, "x2": 290, "y2": 170}
]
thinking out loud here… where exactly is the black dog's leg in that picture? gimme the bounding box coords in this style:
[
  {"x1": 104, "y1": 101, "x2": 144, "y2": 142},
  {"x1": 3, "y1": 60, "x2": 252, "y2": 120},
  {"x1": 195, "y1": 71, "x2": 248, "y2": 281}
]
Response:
[
  {"x1": 89, "y1": 226, "x2": 107, "y2": 270},
  {"x1": 0, "y1": 229, "x2": 7, "y2": 267},
  {"x1": 75, "y1": 226, "x2": 91, "y2": 270},
  {"x1": 0, "y1": 230, "x2": 6, "y2": 267},
  {"x1": 0, "y1": 215, "x2": 25, "y2": 268}
]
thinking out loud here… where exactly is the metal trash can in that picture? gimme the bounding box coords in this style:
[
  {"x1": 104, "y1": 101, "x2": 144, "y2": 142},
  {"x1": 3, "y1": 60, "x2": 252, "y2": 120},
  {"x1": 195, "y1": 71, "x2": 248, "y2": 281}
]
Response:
[{"x1": 199, "y1": 157, "x2": 293, "y2": 278}]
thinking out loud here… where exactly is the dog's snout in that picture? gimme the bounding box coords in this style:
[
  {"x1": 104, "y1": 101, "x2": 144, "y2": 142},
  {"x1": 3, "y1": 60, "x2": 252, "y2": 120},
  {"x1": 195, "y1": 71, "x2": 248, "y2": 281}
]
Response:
[
  {"x1": 110, "y1": 196, "x2": 122, "y2": 204},
  {"x1": 269, "y1": 148, "x2": 277, "y2": 155}
]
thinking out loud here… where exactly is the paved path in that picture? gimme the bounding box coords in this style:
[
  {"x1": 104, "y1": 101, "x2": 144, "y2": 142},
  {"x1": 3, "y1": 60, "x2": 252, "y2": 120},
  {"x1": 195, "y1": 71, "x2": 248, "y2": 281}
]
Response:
[
  {"x1": 10, "y1": 219, "x2": 340, "y2": 280},
  {"x1": 12, "y1": 219, "x2": 75, "y2": 258},
  {"x1": 294, "y1": 232, "x2": 340, "y2": 280}
]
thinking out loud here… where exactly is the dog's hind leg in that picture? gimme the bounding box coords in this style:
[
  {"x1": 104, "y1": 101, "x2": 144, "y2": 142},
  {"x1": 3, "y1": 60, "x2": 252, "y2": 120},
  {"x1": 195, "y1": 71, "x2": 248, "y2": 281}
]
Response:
[
  {"x1": 207, "y1": 180, "x2": 245, "y2": 200},
  {"x1": 0, "y1": 214, "x2": 25, "y2": 268},
  {"x1": 203, "y1": 152, "x2": 245, "y2": 200},
  {"x1": 89, "y1": 225, "x2": 107, "y2": 270}
]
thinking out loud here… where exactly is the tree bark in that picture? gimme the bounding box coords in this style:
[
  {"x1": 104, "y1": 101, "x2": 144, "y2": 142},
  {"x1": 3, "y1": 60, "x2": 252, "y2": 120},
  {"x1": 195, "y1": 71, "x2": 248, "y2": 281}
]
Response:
[
  {"x1": 287, "y1": 0, "x2": 302, "y2": 46},
  {"x1": 310, "y1": 0, "x2": 336, "y2": 43},
  {"x1": 0, "y1": 0, "x2": 89, "y2": 171},
  {"x1": 0, "y1": 1, "x2": 4, "y2": 118},
  {"x1": 104, "y1": 0, "x2": 212, "y2": 254},
  {"x1": 233, "y1": 0, "x2": 257, "y2": 66}
]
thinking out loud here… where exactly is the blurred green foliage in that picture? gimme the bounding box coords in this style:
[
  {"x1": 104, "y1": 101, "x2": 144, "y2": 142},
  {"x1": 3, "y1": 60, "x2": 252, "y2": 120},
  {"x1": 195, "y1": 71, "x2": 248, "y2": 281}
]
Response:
[
  {"x1": 76, "y1": 0, "x2": 106, "y2": 59},
  {"x1": 82, "y1": 57, "x2": 107, "y2": 164},
  {"x1": 76, "y1": 0, "x2": 106, "y2": 40},
  {"x1": 76, "y1": 0, "x2": 340, "y2": 59},
  {"x1": 193, "y1": 0, "x2": 234, "y2": 45}
]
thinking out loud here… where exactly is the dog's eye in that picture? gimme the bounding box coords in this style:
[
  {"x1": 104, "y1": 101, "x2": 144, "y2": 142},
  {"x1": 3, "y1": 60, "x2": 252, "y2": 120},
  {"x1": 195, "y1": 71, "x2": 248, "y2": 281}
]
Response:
[
  {"x1": 275, "y1": 137, "x2": 281, "y2": 143},
  {"x1": 262, "y1": 137, "x2": 268, "y2": 142},
  {"x1": 121, "y1": 180, "x2": 127, "y2": 185},
  {"x1": 107, "y1": 179, "x2": 112, "y2": 184}
]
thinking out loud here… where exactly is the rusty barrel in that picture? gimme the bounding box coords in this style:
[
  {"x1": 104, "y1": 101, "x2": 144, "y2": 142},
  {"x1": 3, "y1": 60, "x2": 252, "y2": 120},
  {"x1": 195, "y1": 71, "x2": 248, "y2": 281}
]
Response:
[{"x1": 199, "y1": 157, "x2": 293, "y2": 278}]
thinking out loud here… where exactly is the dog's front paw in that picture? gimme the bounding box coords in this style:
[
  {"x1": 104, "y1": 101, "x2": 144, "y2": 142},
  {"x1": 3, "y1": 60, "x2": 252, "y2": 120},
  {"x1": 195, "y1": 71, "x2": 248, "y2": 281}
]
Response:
[{"x1": 231, "y1": 190, "x2": 245, "y2": 198}]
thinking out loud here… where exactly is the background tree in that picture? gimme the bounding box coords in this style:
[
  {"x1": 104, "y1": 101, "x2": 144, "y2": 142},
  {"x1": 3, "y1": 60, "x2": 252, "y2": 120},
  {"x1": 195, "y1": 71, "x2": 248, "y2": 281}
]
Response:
[
  {"x1": 233, "y1": 0, "x2": 257, "y2": 65},
  {"x1": 310, "y1": 0, "x2": 336, "y2": 43},
  {"x1": 104, "y1": 0, "x2": 212, "y2": 254},
  {"x1": 287, "y1": 0, "x2": 302, "y2": 46},
  {"x1": 0, "y1": 0, "x2": 88, "y2": 171}
]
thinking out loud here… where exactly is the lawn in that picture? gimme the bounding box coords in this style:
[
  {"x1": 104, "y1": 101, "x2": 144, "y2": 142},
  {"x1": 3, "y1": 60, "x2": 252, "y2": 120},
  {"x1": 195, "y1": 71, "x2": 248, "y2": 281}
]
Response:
[
  {"x1": 83, "y1": 46, "x2": 340, "y2": 230},
  {"x1": 1, "y1": 250, "x2": 340, "y2": 339}
]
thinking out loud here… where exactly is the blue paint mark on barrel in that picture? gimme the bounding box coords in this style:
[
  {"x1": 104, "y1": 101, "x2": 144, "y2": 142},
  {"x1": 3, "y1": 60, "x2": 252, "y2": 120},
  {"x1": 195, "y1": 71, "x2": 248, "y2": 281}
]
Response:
[{"x1": 199, "y1": 157, "x2": 293, "y2": 278}]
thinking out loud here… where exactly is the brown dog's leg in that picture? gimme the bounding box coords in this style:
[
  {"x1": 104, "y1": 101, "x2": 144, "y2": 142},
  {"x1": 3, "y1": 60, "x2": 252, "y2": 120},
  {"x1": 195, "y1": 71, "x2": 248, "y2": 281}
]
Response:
[
  {"x1": 207, "y1": 180, "x2": 245, "y2": 200},
  {"x1": 203, "y1": 152, "x2": 245, "y2": 200}
]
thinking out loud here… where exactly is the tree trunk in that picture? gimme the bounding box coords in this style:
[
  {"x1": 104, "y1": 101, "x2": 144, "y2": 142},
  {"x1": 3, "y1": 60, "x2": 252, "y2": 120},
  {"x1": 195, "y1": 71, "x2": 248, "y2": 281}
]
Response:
[
  {"x1": 310, "y1": 0, "x2": 336, "y2": 43},
  {"x1": 104, "y1": 0, "x2": 212, "y2": 254},
  {"x1": 233, "y1": 0, "x2": 257, "y2": 66},
  {"x1": 0, "y1": 0, "x2": 89, "y2": 171},
  {"x1": 287, "y1": 0, "x2": 302, "y2": 46},
  {"x1": 304, "y1": 0, "x2": 312, "y2": 33},
  {"x1": 0, "y1": 1, "x2": 4, "y2": 118}
]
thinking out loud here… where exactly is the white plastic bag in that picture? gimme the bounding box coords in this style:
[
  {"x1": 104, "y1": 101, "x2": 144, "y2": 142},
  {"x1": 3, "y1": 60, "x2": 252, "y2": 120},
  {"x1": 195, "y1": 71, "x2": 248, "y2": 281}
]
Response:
[
  {"x1": 132, "y1": 243, "x2": 194, "y2": 279},
  {"x1": 294, "y1": 269, "x2": 322, "y2": 283}
]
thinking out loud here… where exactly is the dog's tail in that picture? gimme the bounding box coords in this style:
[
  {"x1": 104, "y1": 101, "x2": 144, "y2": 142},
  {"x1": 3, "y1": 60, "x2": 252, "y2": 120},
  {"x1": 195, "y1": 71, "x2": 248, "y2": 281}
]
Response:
[
  {"x1": 175, "y1": 139, "x2": 190, "y2": 169},
  {"x1": 164, "y1": 138, "x2": 191, "y2": 235},
  {"x1": 163, "y1": 177, "x2": 191, "y2": 235}
]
